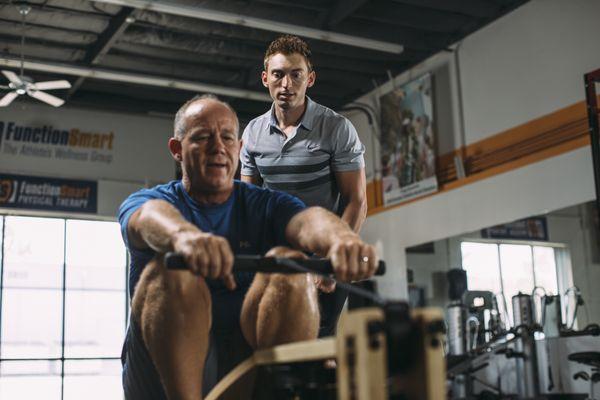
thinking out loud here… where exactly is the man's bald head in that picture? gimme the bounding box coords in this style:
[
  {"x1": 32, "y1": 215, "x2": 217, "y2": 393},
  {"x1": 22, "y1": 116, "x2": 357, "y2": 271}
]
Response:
[{"x1": 174, "y1": 94, "x2": 239, "y2": 139}]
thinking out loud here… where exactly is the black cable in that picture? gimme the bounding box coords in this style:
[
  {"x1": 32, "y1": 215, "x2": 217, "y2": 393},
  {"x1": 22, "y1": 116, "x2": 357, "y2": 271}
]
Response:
[{"x1": 470, "y1": 375, "x2": 500, "y2": 393}]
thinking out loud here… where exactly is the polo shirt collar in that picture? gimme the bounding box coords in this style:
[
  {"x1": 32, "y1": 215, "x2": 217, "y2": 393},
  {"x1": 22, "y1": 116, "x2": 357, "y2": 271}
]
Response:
[{"x1": 267, "y1": 96, "x2": 316, "y2": 134}]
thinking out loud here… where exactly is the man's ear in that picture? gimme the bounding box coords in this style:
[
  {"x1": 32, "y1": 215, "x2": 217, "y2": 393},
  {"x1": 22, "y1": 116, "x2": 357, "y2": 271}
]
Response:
[
  {"x1": 261, "y1": 70, "x2": 268, "y2": 88},
  {"x1": 307, "y1": 70, "x2": 316, "y2": 88},
  {"x1": 168, "y1": 137, "x2": 182, "y2": 162}
]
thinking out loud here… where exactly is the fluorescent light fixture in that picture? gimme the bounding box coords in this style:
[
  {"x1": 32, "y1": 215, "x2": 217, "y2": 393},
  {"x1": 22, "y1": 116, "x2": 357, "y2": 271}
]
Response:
[
  {"x1": 0, "y1": 57, "x2": 272, "y2": 102},
  {"x1": 89, "y1": 0, "x2": 404, "y2": 54}
]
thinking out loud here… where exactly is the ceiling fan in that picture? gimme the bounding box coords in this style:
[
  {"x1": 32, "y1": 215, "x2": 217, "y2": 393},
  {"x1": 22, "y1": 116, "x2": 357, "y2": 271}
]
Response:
[{"x1": 0, "y1": 3, "x2": 71, "y2": 107}]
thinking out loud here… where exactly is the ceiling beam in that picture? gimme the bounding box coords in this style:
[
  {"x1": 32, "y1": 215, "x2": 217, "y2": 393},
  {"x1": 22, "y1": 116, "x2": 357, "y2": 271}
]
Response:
[
  {"x1": 390, "y1": 0, "x2": 498, "y2": 18},
  {"x1": 0, "y1": 57, "x2": 271, "y2": 102},
  {"x1": 85, "y1": 8, "x2": 135, "y2": 65},
  {"x1": 356, "y1": 2, "x2": 472, "y2": 32},
  {"x1": 130, "y1": 11, "x2": 403, "y2": 62},
  {"x1": 326, "y1": 0, "x2": 369, "y2": 28},
  {"x1": 114, "y1": 37, "x2": 400, "y2": 75},
  {"x1": 87, "y1": 0, "x2": 403, "y2": 54},
  {"x1": 68, "y1": 7, "x2": 135, "y2": 99}
]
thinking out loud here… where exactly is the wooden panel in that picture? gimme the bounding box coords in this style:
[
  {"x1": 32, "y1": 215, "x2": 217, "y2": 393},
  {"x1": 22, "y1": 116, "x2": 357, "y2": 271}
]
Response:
[{"x1": 366, "y1": 180, "x2": 379, "y2": 209}]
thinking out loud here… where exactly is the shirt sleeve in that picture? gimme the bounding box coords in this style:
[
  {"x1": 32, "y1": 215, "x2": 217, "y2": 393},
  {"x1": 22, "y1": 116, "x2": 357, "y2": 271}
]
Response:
[
  {"x1": 268, "y1": 191, "x2": 306, "y2": 246},
  {"x1": 240, "y1": 124, "x2": 258, "y2": 176},
  {"x1": 117, "y1": 188, "x2": 165, "y2": 249},
  {"x1": 331, "y1": 117, "x2": 365, "y2": 172}
]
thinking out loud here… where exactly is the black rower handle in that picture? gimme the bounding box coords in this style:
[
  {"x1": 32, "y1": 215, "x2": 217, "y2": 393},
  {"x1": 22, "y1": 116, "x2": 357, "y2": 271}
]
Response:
[{"x1": 164, "y1": 252, "x2": 386, "y2": 276}]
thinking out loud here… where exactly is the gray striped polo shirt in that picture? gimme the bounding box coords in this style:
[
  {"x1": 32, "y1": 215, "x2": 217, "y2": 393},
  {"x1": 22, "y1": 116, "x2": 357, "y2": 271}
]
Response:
[{"x1": 240, "y1": 97, "x2": 365, "y2": 214}]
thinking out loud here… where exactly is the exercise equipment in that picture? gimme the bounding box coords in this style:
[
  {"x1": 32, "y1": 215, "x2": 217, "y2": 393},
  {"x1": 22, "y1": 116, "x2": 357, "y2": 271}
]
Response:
[
  {"x1": 569, "y1": 352, "x2": 600, "y2": 400},
  {"x1": 164, "y1": 252, "x2": 446, "y2": 400},
  {"x1": 512, "y1": 293, "x2": 541, "y2": 399}
]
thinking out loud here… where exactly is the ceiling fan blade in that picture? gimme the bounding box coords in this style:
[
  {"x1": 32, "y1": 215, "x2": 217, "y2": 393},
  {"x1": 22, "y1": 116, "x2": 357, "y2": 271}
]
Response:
[
  {"x1": 2, "y1": 70, "x2": 23, "y2": 85},
  {"x1": 29, "y1": 90, "x2": 65, "y2": 107},
  {"x1": 0, "y1": 91, "x2": 19, "y2": 107},
  {"x1": 34, "y1": 80, "x2": 72, "y2": 91}
]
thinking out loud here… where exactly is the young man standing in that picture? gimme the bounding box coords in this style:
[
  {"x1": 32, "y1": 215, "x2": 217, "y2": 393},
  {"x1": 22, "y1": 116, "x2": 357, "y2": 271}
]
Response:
[{"x1": 240, "y1": 35, "x2": 368, "y2": 336}]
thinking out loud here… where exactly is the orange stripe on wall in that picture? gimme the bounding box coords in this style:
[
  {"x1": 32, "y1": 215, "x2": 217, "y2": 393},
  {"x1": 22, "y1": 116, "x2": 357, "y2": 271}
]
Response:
[{"x1": 366, "y1": 96, "x2": 597, "y2": 217}]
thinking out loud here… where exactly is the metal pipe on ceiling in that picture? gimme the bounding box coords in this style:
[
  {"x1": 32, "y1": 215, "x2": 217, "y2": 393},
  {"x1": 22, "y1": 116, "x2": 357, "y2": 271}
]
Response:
[
  {"x1": 87, "y1": 0, "x2": 404, "y2": 54},
  {"x1": 0, "y1": 56, "x2": 272, "y2": 102}
]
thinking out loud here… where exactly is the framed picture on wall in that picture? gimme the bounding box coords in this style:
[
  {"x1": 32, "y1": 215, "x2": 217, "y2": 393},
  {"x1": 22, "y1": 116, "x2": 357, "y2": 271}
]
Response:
[{"x1": 379, "y1": 74, "x2": 438, "y2": 206}]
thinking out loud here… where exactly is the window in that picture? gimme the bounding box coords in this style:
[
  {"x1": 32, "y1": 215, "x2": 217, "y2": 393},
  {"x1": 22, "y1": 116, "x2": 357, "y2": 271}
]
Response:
[
  {"x1": 0, "y1": 215, "x2": 127, "y2": 399},
  {"x1": 460, "y1": 241, "x2": 560, "y2": 325}
]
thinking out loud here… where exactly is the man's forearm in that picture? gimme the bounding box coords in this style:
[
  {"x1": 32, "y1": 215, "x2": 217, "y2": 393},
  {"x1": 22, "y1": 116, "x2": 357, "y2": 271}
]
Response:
[
  {"x1": 285, "y1": 207, "x2": 358, "y2": 256},
  {"x1": 341, "y1": 197, "x2": 368, "y2": 233},
  {"x1": 334, "y1": 168, "x2": 367, "y2": 233},
  {"x1": 129, "y1": 199, "x2": 198, "y2": 251}
]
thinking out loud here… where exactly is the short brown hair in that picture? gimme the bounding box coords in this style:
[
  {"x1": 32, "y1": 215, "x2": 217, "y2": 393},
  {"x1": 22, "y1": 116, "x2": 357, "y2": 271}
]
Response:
[{"x1": 263, "y1": 35, "x2": 313, "y2": 72}]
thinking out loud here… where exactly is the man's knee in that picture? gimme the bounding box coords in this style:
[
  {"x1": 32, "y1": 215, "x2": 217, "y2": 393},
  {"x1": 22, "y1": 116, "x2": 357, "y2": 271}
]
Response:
[
  {"x1": 267, "y1": 273, "x2": 319, "y2": 311},
  {"x1": 268, "y1": 273, "x2": 316, "y2": 295},
  {"x1": 132, "y1": 258, "x2": 211, "y2": 322}
]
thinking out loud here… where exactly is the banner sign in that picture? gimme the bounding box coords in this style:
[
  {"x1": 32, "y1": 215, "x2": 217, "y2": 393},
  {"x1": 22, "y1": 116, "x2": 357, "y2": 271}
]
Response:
[
  {"x1": 481, "y1": 217, "x2": 548, "y2": 241},
  {"x1": 379, "y1": 74, "x2": 438, "y2": 206},
  {"x1": 0, "y1": 104, "x2": 175, "y2": 184},
  {"x1": 0, "y1": 121, "x2": 114, "y2": 164},
  {"x1": 0, "y1": 173, "x2": 97, "y2": 213}
]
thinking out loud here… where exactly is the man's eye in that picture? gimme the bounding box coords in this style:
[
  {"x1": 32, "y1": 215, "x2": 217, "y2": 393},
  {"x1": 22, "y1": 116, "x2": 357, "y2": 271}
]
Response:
[
  {"x1": 192, "y1": 133, "x2": 210, "y2": 141},
  {"x1": 272, "y1": 72, "x2": 282, "y2": 78}
]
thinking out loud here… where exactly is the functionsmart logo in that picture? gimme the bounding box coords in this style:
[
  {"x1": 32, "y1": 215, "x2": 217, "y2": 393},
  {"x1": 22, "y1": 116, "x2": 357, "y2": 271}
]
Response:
[
  {"x1": 0, "y1": 121, "x2": 114, "y2": 149},
  {"x1": 0, "y1": 120, "x2": 115, "y2": 164},
  {"x1": 0, "y1": 179, "x2": 17, "y2": 204}
]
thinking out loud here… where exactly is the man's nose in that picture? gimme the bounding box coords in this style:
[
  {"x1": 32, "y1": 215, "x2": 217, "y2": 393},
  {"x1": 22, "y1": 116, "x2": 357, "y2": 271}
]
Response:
[
  {"x1": 209, "y1": 135, "x2": 226, "y2": 152},
  {"x1": 281, "y1": 74, "x2": 291, "y2": 88}
]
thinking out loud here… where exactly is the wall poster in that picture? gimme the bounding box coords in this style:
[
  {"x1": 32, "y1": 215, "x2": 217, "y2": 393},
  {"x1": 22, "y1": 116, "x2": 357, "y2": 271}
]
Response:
[{"x1": 379, "y1": 74, "x2": 438, "y2": 206}]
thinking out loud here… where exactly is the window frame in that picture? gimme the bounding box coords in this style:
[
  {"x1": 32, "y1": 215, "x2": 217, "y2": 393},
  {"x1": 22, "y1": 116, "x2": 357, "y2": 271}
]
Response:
[
  {"x1": 0, "y1": 212, "x2": 129, "y2": 400},
  {"x1": 459, "y1": 238, "x2": 574, "y2": 326}
]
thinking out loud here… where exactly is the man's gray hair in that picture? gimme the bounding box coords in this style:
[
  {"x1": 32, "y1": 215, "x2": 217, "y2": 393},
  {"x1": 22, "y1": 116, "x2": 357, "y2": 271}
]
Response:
[{"x1": 173, "y1": 94, "x2": 239, "y2": 138}]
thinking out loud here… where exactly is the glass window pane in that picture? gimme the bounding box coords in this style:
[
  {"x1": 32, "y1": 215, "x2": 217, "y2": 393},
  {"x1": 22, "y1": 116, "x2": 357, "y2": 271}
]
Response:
[
  {"x1": 0, "y1": 361, "x2": 61, "y2": 400},
  {"x1": 63, "y1": 360, "x2": 123, "y2": 400},
  {"x1": 1, "y1": 289, "x2": 62, "y2": 358},
  {"x1": 461, "y1": 242, "x2": 502, "y2": 293},
  {"x1": 0, "y1": 216, "x2": 3, "y2": 264},
  {"x1": 533, "y1": 246, "x2": 559, "y2": 295},
  {"x1": 3, "y1": 216, "x2": 64, "y2": 288},
  {"x1": 66, "y1": 220, "x2": 126, "y2": 290},
  {"x1": 500, "y1": 244, "x2": 535, "y2": 323},
  {"x1": 65, "y1": 291, "x2": 125, "y2": 358}
]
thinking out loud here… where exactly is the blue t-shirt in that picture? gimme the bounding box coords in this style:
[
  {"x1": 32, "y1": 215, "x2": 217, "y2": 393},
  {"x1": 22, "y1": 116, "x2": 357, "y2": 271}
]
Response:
[{"x1": 118, "y1": 180, "x2": 306, "y2": 300}]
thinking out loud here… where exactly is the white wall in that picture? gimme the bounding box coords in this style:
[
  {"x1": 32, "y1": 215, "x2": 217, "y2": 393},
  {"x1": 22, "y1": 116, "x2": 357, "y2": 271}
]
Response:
[
  {"x1": 0, "y1": 103, "x2": 174, "y2": 218},
  {"x1": 351, "y1": 0, "x2": 600, "y2": 300},
  {"x1": 460, "y1": 0, "x2": 600, "y2": 143},
  {"x1": 547, "y1": 204, "x2": 600, "y2": 327}
]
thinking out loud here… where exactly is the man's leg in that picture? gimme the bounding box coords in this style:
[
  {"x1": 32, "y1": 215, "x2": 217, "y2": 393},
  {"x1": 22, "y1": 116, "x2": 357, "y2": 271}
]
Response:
[
  {"x1": 318, "y1": 286, "x2": 349, "y2": 337},
  {"x1": 240, "y1": 272, "x2": 319, "y2": 349},
  {"x1": 130, "y1": 257, "x2": 212, "y2": 400}
]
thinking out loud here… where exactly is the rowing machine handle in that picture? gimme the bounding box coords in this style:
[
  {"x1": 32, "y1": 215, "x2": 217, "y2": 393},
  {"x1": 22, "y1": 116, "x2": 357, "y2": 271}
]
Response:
[{"x1": 164, "y1": 252, "x2": 386, "y2": 276}]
